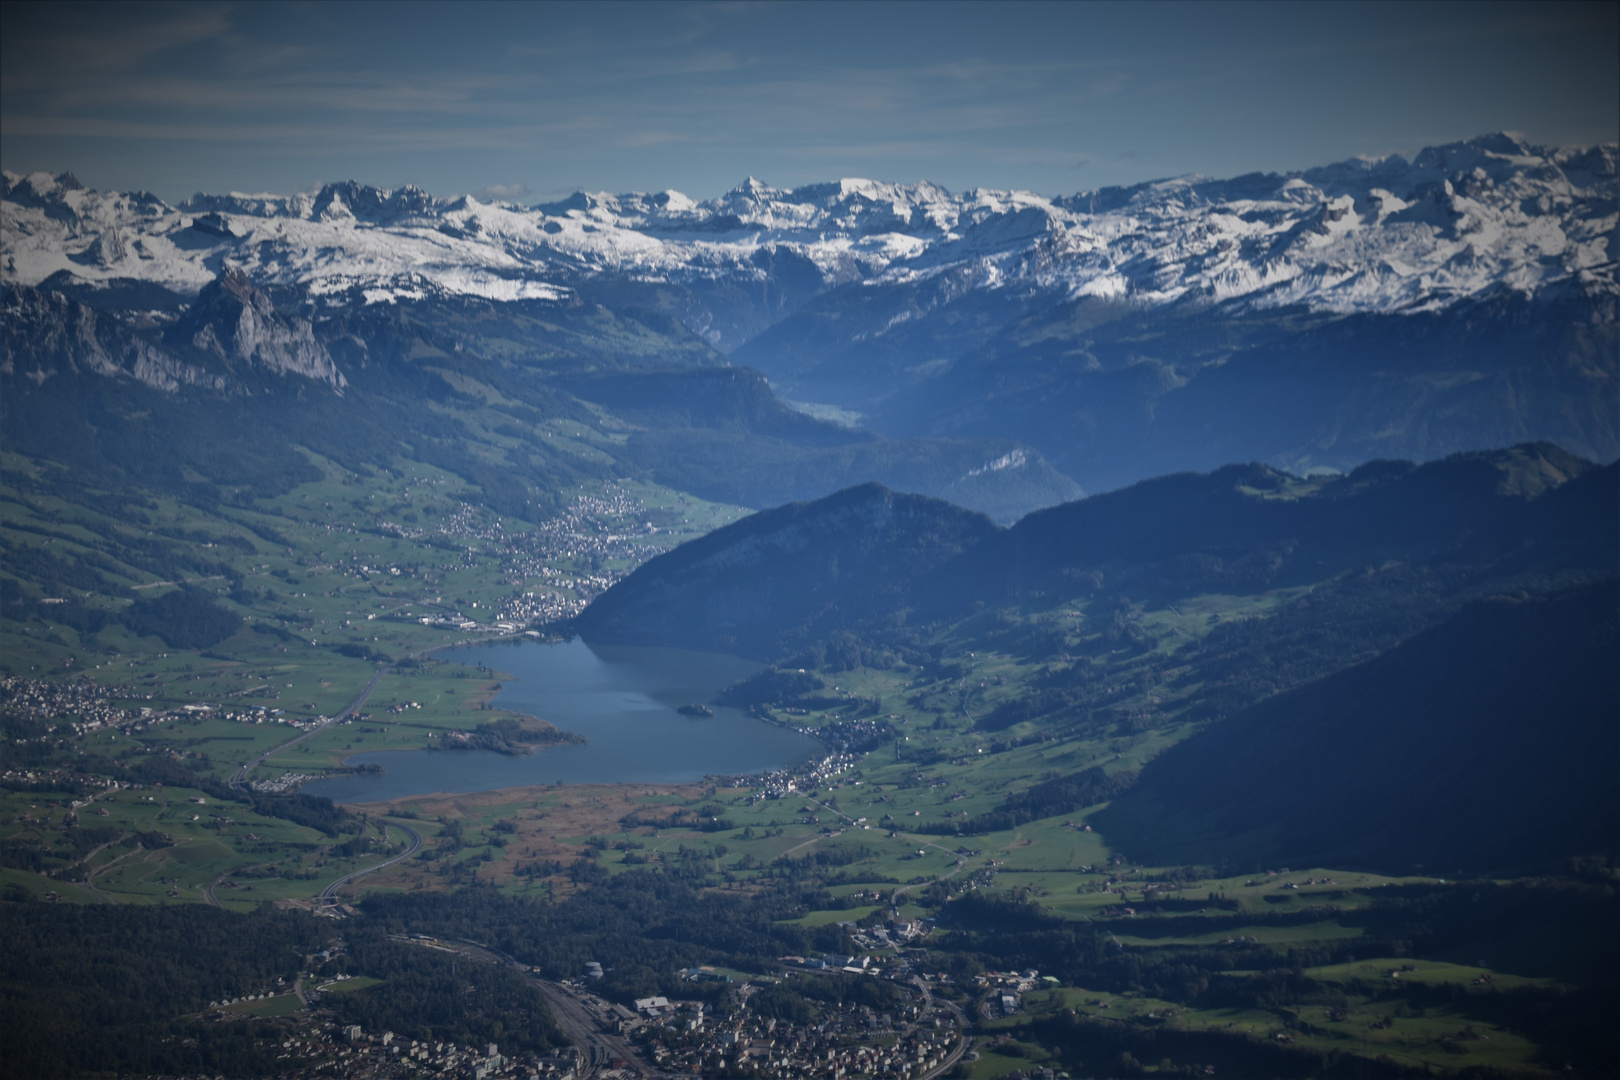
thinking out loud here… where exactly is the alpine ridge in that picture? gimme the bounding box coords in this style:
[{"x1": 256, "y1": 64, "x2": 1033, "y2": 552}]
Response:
[
  {"x1": 4, "y1": 134, "x2": 1613, "y2": 344},
  {"x1": 4, "y1": 133, "x2": 1615, "y2": 499}
]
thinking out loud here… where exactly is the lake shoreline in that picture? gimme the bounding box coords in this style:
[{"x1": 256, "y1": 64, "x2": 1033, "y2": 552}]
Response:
[{"x1": 303, "y1": 638, "x2": 821, "y2": 803}]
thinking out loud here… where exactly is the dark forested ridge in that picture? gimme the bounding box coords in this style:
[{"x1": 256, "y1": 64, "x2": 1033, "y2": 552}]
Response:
[
  {"x1": 576, "y1": 444, "x2": 1617, "y2": 665},
  {"x1": 571, "y1": 482, "x2": 1000, "y2": 657},
  {"x1": 916, "y1": 444, "x2": 1614, "y2": 617},
  {"x1": 1094, "y1": 578, "x2": 1620, "y2": 875}
]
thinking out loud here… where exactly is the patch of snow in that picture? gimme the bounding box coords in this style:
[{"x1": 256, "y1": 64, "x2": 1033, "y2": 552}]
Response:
[{"x1": 966, "y1": 449, "x2": 1028, "y2": 477}]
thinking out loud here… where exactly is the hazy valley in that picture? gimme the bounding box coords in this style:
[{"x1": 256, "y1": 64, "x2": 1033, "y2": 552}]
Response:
[{"x1": 2, "y1": 133, "x2": 1617, "y2": 1080}]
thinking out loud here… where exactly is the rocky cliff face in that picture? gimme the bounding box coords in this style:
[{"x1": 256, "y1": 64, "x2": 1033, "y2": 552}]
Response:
[
  {"x1": 0, "y1": 286, "x2": 225, "y2": 393},
  {"x1": 171, "y1": 268, "x2": 345, "y2": 391},
  {"x1": 1, "y1": 268, "x2": 343, "y2": 395}
]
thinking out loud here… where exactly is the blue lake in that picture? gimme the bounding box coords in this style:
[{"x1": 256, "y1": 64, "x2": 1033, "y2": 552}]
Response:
[{"x1": 303, "y1": 638, "x2": 821, "y2": 803}]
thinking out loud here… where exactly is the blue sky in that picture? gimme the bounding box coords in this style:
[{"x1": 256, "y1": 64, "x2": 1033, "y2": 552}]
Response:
[{"x1": 2, "y1": 0, "x2": 1615, "y2": 203}]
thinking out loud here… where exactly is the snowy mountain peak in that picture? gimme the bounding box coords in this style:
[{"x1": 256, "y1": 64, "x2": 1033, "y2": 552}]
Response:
[{"x1": 3, "y1": 136, "x2": 1614, "y2": 335}]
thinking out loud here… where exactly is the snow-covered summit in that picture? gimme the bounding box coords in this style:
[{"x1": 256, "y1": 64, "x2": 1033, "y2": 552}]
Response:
[{"x1": 3, "y1": 134, "x2": 1614, "y2": 335}]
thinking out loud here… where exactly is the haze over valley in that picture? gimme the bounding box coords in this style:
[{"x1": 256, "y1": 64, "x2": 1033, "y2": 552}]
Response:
[{"x1": 2, "y1": 3, "x2": 1616, "y2": 1078}]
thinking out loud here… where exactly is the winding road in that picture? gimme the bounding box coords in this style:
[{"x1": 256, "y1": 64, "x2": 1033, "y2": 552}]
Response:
[
  {"x1": 318, "y1": 820, "x2": 423, "y2": 904},
  {"x1": 914, "y1": 974, "x2": 975, "y2": 1079},
  {"x1": 793, "y1": 798, "x2": 978, "y2": 1079},
  {"x1": 83, "y1": 841, "x2": 142, "y2": 902},
  {"x1": 210, "y1": 657, "x2": 427, "y2": 907}
]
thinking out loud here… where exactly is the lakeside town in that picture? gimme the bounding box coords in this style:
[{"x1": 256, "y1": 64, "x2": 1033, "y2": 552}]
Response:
[{"x1": 363, "y1": 488, "x2": 688, "y2": 632}]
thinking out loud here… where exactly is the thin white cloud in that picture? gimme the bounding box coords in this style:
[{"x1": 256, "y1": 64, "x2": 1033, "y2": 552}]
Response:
[{"x1": 474, "y1": 182, "x2": 529, "y2": 201}]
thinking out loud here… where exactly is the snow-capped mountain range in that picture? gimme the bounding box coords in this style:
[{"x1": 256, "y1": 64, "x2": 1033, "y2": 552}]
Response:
[{"x1": 4, "y1": 133, "x2": 1615, "y2": 348}]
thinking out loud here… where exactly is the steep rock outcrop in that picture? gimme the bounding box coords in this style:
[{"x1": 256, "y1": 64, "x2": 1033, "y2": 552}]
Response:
[
  {"x1": 171, "y1": 268, "x2": 345, "y2": 390},
  {"x1": 0, "y1": 286, "x2": 225, "y2": 392},
  {"x1": 2, "y1": 268, "x2": 345, "y2": 394}
]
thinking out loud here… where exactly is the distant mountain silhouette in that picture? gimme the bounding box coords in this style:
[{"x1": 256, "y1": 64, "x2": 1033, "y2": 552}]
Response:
[{"x1": 916, "y1": 443, "x2": 1614, "y2": 615}]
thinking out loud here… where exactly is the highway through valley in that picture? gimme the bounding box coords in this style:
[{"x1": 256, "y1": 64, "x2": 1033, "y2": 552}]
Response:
[
  {"x1": 318, "y1": 819, "x2": 422, "y2": 905},
  {"x1": 229, "y1": 662, "x2": 391, "y2": 792}
]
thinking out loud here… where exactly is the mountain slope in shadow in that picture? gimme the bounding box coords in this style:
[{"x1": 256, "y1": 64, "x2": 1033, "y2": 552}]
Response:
[
  {"x1": 571, "y1": 483, "x2": 998, "y2": 658},
  {"x1": 1092, "y1": 578, "x2": 1620, "y2": 876}
]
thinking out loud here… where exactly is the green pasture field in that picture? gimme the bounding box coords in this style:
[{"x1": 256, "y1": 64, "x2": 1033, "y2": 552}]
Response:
[
  {"x1": 0, "y1": 780, "x2": 420, "y2": 910},
  {"x1": 314, "y1": 975, "x2": 385, "y2": 994},
  {"x1": 784, "y1": 905, "x2": 883, "y2": 928},
  {"x1": 2, "y1": 451, "x2": 743, "y2": 707},
  {"x1": 220, "y1": 992, "x2": 307, "y2": 1018},
  {"x1": 966, "y1": 1046, "x2": 1059, "y2": 1079},
  {"x1": 1306, "y1": 958, "x2": 1555, "y2": 991},
  {"x1": 1110, "y1": 919, "x2": 1364, "y2": 948},
  {"x1": 1014, "y1": 980, "x2": 1551, "y2": 1075}
]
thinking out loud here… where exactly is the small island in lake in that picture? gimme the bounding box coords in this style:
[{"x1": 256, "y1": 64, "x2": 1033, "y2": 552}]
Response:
[
  {"x1": 676, "y1": 702, "x2": 715, "y2": 717},
  {"x1": 433, "y1": 716, "x2": 587, "y2": 755}
]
